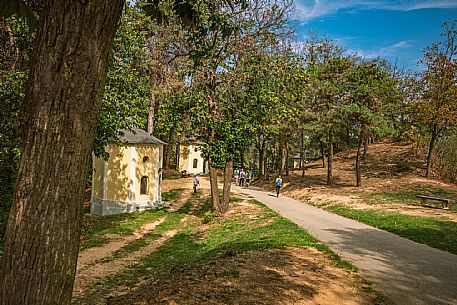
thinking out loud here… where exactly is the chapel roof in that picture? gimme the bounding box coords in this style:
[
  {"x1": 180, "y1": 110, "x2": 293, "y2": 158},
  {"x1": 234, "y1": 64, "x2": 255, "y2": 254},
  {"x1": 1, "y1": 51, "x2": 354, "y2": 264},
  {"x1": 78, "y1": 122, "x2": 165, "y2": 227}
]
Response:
[
  {"x1": 117, "y1": 128, "x2": 166, "y2": 145},
  {"x1": 179, "y1": 135, "x2": 206, "y2": 145}
]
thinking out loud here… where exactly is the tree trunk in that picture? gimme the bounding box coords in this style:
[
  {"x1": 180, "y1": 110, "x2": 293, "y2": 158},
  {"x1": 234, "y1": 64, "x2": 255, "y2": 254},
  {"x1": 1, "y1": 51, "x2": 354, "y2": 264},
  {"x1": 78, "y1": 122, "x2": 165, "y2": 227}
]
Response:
[
  {"x1": 300, "y1": 129, "x2": 305, "y2": 180},
  {"x1": 259, "y1": 143, "x2": 265, "y2": 177},
  {"x1": 284, "y1": 140, "x2": 289, "y2": 176},
  {"x1": 301, "y1": 148, "x2": 306, "y2": 180},
  {"x1": 320, "y1": 139, "x2": 325, "y2": 168},
  {"x1": 279, "y1": 138, "x2": 284, "y2": 176},
  {"x1": 163, "y1": 130, "x2": 174, "y2": 169},
  {"x1": 362, "y1": 131, "x2": 369, "y2": 160},
  {"x1": 327, "y1": 130, "x2": 334, "y2": 185},
  {"x1": 221, "y1": 159, "x2": 233, "y2": 213},
  {"x1": 147, "y1": 88, "x2": 156, "y2": 134},
  {"x1": 346, "y1": 127, "x2": 351, "y2": 148},
  {"x1": 425, "y1": 125, "x2": 438, "y2": 178},
  {"x1": 0, "y1": 2, "x2": 124, "y2": 305},
  {"x1": 356, "y1": 126, "x2": 364, "y2": 187},
  {"x1": 207, "y1": 65, "x2": 221, "y2": 210}
]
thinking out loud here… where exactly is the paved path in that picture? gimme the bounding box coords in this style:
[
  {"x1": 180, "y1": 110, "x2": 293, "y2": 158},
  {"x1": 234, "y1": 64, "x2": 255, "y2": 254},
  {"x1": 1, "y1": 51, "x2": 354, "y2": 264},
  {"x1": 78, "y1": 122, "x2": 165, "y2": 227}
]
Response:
[{"x1": 235, "y1": 186, "x2": 457, "y2": 305}]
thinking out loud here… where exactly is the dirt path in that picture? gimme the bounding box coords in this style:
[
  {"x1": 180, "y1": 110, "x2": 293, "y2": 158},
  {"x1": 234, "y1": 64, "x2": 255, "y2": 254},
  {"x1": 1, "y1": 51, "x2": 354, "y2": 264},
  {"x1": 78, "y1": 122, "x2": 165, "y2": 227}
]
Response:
[
  {"x1": 237, "y1": 186, "x2": 457, "y2": 305},
  {"x1": 73, "y1": 184, "x2": 193, "y2": 301}
]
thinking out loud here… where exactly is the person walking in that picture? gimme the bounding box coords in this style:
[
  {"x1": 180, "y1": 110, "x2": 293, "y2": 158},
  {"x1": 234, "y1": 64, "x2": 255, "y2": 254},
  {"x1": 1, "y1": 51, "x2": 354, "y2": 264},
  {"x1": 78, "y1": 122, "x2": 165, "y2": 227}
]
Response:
[
  {"x1": 239, "y1": 168, "x2": 246, "y2": 187},
  {"x1": 193, "y1": 173, "x2": 200, "y2": 194},
  {"x1": 275, "y1": 175, "x2": 283, "y2": 197},
  {"x1": 234, "y1": 168, "x2": 240, "y2": 186}
]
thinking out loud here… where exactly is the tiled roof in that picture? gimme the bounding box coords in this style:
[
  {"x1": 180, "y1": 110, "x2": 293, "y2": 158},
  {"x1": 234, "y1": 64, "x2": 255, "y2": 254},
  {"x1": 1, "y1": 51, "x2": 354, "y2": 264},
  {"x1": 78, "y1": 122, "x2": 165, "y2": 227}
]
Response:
[{"x1": 117, "y1": 128, "x2": 166, "y2": 145}]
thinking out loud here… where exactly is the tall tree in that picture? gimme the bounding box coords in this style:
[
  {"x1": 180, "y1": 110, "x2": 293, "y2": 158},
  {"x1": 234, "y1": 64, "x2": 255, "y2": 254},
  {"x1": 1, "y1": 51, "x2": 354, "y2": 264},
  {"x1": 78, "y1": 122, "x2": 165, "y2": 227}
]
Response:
[
  {"x1": 416, "y1": 21, "x2": 457, "y2": 177},
  {"x1": 0, "y1": 1, "x2": 124, "y2": 304}
]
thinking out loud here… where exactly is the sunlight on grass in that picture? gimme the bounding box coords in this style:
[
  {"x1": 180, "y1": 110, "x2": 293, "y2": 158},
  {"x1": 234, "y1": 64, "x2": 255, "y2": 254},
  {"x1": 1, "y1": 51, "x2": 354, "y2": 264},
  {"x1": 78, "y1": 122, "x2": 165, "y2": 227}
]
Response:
[{"x1": 326, "y1": 205, "x2": 457, "y2": 255}]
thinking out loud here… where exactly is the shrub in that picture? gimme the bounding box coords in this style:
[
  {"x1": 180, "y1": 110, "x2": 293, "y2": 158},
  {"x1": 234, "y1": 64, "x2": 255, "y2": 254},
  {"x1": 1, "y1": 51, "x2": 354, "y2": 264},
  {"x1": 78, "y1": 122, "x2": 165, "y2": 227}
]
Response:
[{"x1": 202, "y1": 211, "x2": 214, "y2": 224}]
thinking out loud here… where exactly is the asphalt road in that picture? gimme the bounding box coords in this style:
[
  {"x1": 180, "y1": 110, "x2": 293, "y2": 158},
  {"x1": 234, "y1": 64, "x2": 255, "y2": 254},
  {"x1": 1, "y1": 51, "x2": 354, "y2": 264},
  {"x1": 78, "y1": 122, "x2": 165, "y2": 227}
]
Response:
[{"x1": 236, "y1": 186, "x2": 457, "y2": 305}]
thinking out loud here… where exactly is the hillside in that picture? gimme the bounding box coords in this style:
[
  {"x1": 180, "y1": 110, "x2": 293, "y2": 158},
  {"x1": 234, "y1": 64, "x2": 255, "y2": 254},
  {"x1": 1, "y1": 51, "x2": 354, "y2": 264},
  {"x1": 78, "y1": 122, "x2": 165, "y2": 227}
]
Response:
[{"x1": 254, "y1": 141, "x2": 457, "y2": 222}]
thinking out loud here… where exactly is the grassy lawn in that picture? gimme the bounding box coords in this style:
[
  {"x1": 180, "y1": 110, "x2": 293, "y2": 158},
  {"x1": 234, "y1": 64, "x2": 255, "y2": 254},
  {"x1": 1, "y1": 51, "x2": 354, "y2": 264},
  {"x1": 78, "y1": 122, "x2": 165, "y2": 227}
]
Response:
[
  {"x1": 326, "y1": 205, "x2": 457, "y2": 255},
  {"x1": 80, "y1": 188, "x2": 185, "y2": 250},
  {"x1": 75, "y1": 198, "x2": 355, "y2": 303},
  {"x1": 354, "y1": 184, "x2": 457, "y2": 211},
  {"x1": 80, "y1": 208, "x2": 168, "y2": 250}
]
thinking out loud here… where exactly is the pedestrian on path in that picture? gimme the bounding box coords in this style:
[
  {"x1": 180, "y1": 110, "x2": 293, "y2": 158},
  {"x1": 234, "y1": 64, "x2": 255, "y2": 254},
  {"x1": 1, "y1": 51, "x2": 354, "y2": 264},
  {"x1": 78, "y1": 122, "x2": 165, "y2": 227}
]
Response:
[
  {"x1": 239, "y1": 168, "x2": 246, "y2": 187},
  {"x1": 234, "y1": 168, "x2": 239, "y2": 185},
  {"x1": 193, "y1": 173, "x2": 200, "y2": 194},
  {"x1": 275, "y1": 175, "x2": 283, "y2": 197}
]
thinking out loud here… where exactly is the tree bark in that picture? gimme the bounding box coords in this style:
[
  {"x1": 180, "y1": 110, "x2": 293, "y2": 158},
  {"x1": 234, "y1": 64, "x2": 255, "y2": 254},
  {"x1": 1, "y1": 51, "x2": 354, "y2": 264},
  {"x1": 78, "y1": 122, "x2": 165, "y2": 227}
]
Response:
[
  {"x1": 362, "y1": 129, "x2": 369, "y2": 160},
  {"x1": 207, "y1": 65, "x2": 220, "y2": 211},
  {"x1": 258, "y1": 137, "x2": 265, "y2": 177},
  {"x1": 425, "y1": 124, "x2": 438, "y2": 178},
  {"x1": 284, "y1": 140, "x2": 289, "y2": 176},
  {"x1": 147, "y1": 87, "x2": 156, "y2": 134},
  {"x1": 221, "y1": 159, "x2": 233, "y2": 213},
  {"x1": 327, "y1": 129, "x2": 334, "y2": 185},
  {"x1": 0, "y1": 1, "x2": 124, "y2": 305},
  {"x1": 356, "y1": 125, "x2": 364, "y2": 187},
  {"x1": 279, "y1": 138, "x2": 284, "y2": 176},
  {"x1": 163, "y1": 130, "x2": 175, "y2": 169}
]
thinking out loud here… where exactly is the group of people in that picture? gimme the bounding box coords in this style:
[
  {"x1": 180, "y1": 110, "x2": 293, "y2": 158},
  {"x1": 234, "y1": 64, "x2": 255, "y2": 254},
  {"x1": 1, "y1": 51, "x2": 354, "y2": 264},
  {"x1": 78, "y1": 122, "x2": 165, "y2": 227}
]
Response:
[
  {"x1": 233, "y1": 168, "x2": 254, "y2": 187},
  {"x1": 195, "y1": 168, "x2": 284, "y2": 198}
]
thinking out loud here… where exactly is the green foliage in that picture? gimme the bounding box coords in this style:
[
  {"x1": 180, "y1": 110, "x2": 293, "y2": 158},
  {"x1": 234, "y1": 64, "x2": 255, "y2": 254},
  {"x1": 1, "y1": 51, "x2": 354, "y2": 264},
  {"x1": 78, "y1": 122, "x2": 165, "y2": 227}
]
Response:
[
  {"x1": 94, "y1": 4, "x2": 151, "y2": 157},
  {"x1": 201, "y1": 210, "x2": 214, "y2": 223},
  {"x1": 396, "y1": 161, "x2": 415, "y2": 172}
]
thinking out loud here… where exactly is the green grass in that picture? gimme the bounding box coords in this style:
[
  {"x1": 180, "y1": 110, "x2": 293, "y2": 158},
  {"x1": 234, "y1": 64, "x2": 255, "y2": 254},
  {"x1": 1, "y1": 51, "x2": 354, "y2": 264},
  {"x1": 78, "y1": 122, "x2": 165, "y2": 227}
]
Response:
[
  {"x1": 326, "y1": 205, "x2": 457, "y2": 255},
  {"x1": 162, "y1": 188, "x2": 185, "y2": 202},
  {"x1": 80, "y1": 208, "x2": 168, "y2": 251},
  {"x1": 74, "y1": 196, "x2": 356, "y2": 304},
  {"x1": 117, "y1": 199, "x2": 354, "y2": 284},
  {"x1": 80, "y1": 188, "x2": 187, "y2": 250},
  {"x1": 77, "y1": 196, "x2": 356, "y2": 301},
  {"x1": 356, "y1": 184, "x2": 457, "y2": 211}
]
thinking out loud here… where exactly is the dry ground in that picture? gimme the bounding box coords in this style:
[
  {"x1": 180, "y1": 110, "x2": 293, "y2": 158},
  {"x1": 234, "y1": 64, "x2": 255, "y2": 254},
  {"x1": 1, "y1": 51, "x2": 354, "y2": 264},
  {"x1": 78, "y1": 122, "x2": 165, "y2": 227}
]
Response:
[
  {"x1": 255, "y1": 141, "x2": 457, "y2": 222},
  {"x1": 73, "y1": 177, "x2": 380, "y2": 305}
]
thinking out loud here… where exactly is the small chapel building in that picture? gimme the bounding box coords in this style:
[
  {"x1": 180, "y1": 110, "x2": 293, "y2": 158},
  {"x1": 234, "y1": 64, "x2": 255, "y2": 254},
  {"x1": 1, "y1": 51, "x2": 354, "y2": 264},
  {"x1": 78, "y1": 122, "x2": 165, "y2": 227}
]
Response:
[
  {"x1": 177, "y1": 136, "x2": 207, "y2": 175},
  {"x1": 91, "y1": 128, "x2": 165, "y2": 216}
]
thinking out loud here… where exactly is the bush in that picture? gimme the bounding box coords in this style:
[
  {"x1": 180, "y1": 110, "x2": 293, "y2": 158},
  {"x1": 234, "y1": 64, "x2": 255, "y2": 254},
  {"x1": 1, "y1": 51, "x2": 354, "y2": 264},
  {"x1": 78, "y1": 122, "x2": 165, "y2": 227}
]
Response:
[
  {"x1": 202, "y1": 211, "x2": 214, "y2": 224},
  {"x1": 396, "y1": 161, "x2": 415, "y2": 172},
  {"x1": 433, "y1": 133, "x2": 457, "y2": 183}
]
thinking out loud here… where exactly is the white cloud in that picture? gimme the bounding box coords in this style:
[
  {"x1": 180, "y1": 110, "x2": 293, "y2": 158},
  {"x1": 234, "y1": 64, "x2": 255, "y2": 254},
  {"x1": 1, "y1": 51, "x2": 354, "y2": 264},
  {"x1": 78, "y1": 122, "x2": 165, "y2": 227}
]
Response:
[
  {"x1": 346, "y1": 40, "x2": 413, "y2": 58},
  {"x1": 293, "y1": 0, "x2": 457, "y2": 21}
]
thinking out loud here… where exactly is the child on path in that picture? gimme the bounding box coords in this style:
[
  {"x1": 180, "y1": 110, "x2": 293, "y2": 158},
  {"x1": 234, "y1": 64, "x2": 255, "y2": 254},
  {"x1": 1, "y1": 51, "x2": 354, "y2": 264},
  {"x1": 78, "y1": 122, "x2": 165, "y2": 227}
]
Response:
[
  {"x1": 193, "y1": 174, "x2": 200, "y2": 194},
  {"x1": 275, "y1": 175, "x2": 283, "y2": 197}
]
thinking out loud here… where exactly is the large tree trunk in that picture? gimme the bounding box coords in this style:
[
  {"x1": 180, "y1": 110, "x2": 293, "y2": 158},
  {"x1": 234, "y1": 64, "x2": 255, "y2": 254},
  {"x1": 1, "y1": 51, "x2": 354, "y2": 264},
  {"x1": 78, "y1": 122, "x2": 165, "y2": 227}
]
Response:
[
  {"x1": 221, "y1": 159, "x2": 233, "y2": 213},
  {"x1": 0, "y1": 2, "x2": 124, "y2": 305},
  {"x1": 327, "y1": 129, "x2": 334, "y2": 185},
  {"x1": 356, "y1": 125, "x2": 364, "y2": 187},
  {"x1": 207, "y1": 66, "x2": 220, "y2": 211},
  {"x1": 425, "y1": 124, "x2": 438, "y2": 178}
]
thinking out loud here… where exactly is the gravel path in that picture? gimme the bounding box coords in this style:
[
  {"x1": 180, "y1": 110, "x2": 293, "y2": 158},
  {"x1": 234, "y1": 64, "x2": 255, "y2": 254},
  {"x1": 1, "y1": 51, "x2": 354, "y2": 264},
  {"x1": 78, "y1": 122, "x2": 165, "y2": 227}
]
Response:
[{"x1": 236, "y1": 186, "x2": 457, "y2": 305}]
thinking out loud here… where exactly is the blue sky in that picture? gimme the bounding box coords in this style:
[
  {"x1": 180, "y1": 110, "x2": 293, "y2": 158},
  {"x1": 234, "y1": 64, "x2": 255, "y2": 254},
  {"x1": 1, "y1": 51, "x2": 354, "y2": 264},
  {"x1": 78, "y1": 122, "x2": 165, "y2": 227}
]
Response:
[{"x1": 291, "y1": 0, "x2": 457, "y2": 70}]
